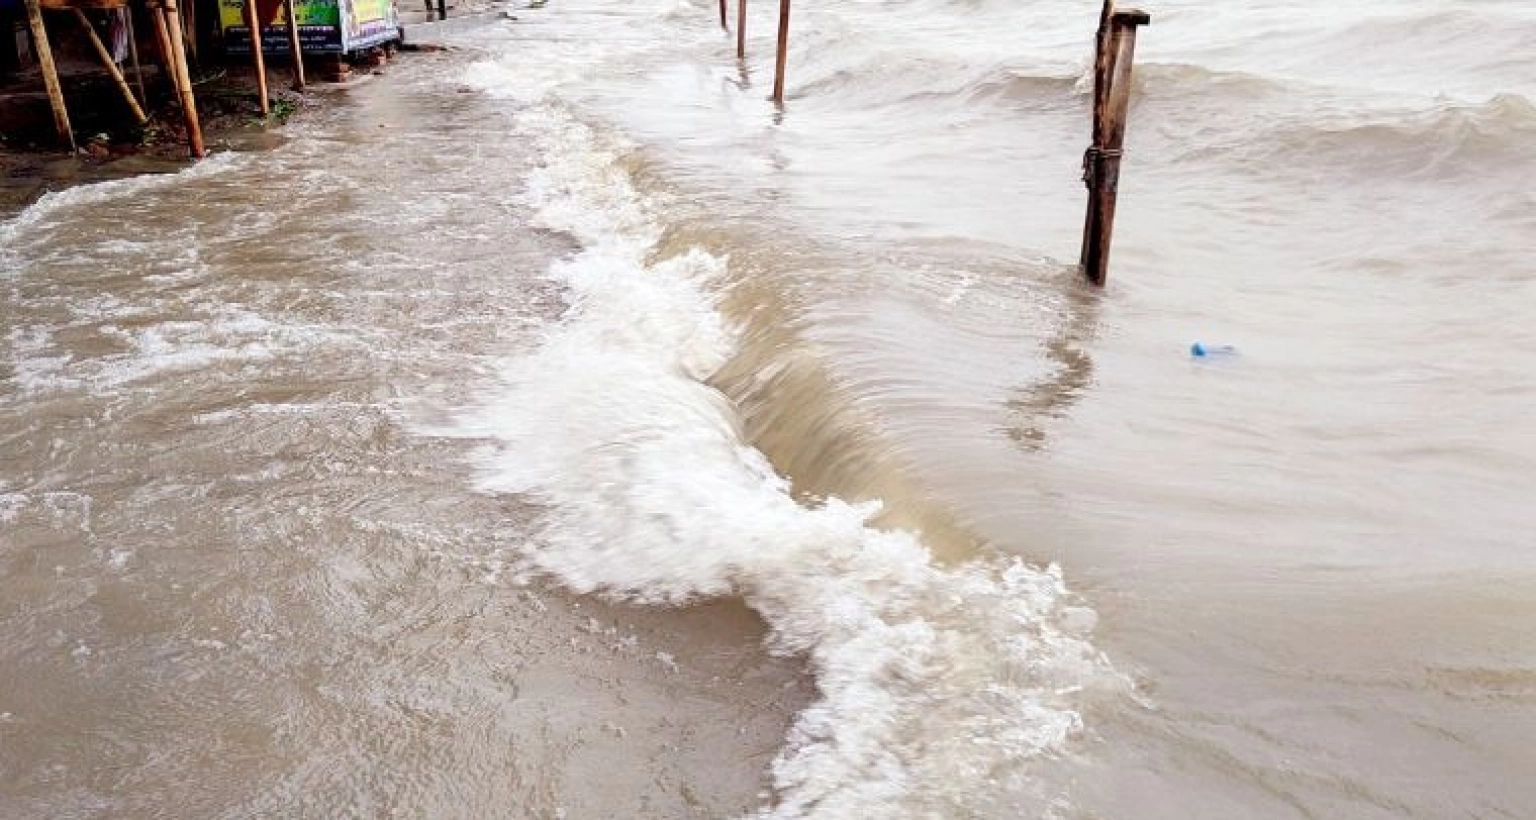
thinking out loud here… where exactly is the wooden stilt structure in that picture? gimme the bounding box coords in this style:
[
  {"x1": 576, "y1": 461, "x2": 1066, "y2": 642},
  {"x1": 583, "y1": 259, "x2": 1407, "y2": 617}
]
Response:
[
  {"x1": 283, "y1": 0, "x2": 304, "y2": 90},
  {"x1": 242, "y1": 0, "x2": 269, "y2": 114},
  {"x1": 71, "y1": 8, "x2": 147, "y2": 123},
  {"x1": 1079, "y1": 4, "x2": 1149, "y2": 287},
  {"x1": 156, "y1": 0, "x2": 206, "y2": 156},
  {"x1": 23, "y1": 0, "x2": 75, "y2": 150},
  {"x1": 771, "y1": 0, "x2": 789, "y2": 103}
]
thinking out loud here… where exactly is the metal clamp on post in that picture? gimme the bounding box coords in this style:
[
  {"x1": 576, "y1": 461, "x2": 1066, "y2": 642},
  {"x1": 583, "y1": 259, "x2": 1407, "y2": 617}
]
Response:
[{"x1": 1081, "y1": 146, "x2": 1123, "y2": 186}]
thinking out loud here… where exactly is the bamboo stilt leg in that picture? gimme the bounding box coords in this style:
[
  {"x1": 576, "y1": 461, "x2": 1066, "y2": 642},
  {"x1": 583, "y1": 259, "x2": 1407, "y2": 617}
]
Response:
[
  {"x1": 735, "y1": 0, "x2": 745, "y2": 59},
  {"x1": 72, "y1": 9, "x2": 148, "y2": 123},
  {"x1": 771, "y1": 0, "x2": 789, "y2": 103},
  {"x1": 160, "y1": 2, "x2": 205, "y2": 157},
  {"x1": 126, "y1": 7, "x2": 146, "y2": 109},
  {"x1": 150, "y1": 1, "x2": 172, "y2": 78},
  {"x1": 283, "y1": 0, "x2": 304, "y2": 91},
  {"x1": 243, "y1": 0, "x2": 269, "y2": 115},
  {"x1": 181, "y1": 0, "x2": 195, "y2": 65},
  {"x1": 23, "y1": 0, "x2": 74, "y2": 150}
]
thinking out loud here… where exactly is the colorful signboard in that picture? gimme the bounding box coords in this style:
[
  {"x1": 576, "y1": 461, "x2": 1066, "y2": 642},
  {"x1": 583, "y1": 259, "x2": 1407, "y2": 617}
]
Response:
[{"x1": 220, "y1": 0, "x2": 398, "y2": 55}]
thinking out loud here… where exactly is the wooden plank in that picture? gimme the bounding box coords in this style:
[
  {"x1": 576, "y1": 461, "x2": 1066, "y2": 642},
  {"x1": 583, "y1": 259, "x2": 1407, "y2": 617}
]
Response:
[{"x1": 37, "y1": 0, "x2": 128, "y2": 10}]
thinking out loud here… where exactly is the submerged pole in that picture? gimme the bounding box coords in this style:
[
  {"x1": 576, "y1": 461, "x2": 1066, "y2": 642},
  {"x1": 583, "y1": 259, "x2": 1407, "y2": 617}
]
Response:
[
  {"x1": 283, "y1": 0, "x2": 305, "y2": 90},
  {"x1": 73, "y1": 9, "x2": 148, "y2": 124},
  {"x1": 1079, "y1": 8, "x2": 1149, "y2": 287},
  {"x1": 771, "y1": 0, "x2": 789, "y2": 103},
  {"x1": 243, "y1": 0, "x2": 270, "y2": 115},
  {"x1": 23, "y1": 0, "x2": 74, "y2": 150},
  {"x1": 736, "y1": 0, "x2": 745, "y2": 59}
]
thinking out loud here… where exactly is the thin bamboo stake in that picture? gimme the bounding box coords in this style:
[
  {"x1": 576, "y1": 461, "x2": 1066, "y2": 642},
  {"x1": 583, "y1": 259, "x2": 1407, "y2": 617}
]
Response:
[
  {"x1": 1079, "y1": 8, "x2": 1149, "y2": 287},
  {"x1": 23, "y1": 0, "x2": 74, "y2": 150},
  {"x1": 159, "y1": 1, "x2": 205, "y2": 157},
  {"x1": 126, "y1": 7, "x2": 146, "y2": 109},
  {"x1": 72, "y1": 9, "x2": 148, "y2": 123},
  {"x1": 181, "y1": 0, "x2": 195, "y2": 65},
  {"x1": 149, "y1": 0, "x2": 172, "y2": 76},
  {"x1": 735, "y1": 0, "x2": 745, "y2": 59},
  {"x1": 283, "y1": 0, "x2": 304, "y2": 90},
  {"x1": 243, "y1": 0, "x2": 269, "y2": 115},
  {"x1": 771, "y1": 0, "x2": 789, "y2": 103}
]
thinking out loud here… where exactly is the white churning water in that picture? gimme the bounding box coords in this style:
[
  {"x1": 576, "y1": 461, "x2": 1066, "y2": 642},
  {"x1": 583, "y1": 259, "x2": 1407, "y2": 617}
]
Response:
[{"x1": 3, "y1": 0, "x2": 1534, "y2": 818}]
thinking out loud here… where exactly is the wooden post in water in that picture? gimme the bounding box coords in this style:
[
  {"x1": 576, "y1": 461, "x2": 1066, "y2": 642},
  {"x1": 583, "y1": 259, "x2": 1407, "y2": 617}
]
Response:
[
  {"x1": 717, "y1": 0, "x2": 726, "y2": 30},
  {"x1": 22, "y1": 0, "x2": 74, "y2": 150},
  {"x1": 771, "y1": 0, "x2": 789, "y2": 103},
  {"x1": 736, "y1": 0, "x2": 746, "y2": 59},
  {"x1": 73, "y1": 9, "x2": 148, "y2": 124},
  {"x1": 158, "y1": 0, "x2": 206, "y2": 157},
  {"x1": 283, "y1": 0, "x2": 305, "y2": 90},
  {"x1": 1079, "y1": 7, "x2": 1149, "y2": 287},
  {"x1": 243, "y1": 0, "x2": 270, "y2": 115}
]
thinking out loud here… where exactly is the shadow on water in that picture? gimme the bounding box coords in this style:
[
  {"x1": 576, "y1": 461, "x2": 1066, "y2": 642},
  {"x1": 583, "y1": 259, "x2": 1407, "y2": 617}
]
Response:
[{"x1": 1005, "y1": 273, "x2": 1101, "y2": 451}]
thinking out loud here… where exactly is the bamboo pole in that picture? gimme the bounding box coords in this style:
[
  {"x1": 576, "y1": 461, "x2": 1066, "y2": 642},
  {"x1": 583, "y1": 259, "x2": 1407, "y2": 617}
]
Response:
[
  {"x1": 159, "y1": 0, "x2": 205, "y2": 157},
  {"x1": 283, "y1": 0, "x2": 304, "y2": 90},
  {"x1": 735, "y1": 0, "x2": 745, "y2": 59},
  {"x1": 243, "y1": 0, "x2": 269, "y2": 115},
  {"x1": 126, "y1": 7, "x2": 146, "y2": 109},
  {"x1": 717, "y1": 0, "x2": 726, "y2": 30},
  {"x1": 72, "y1": 9, "x2": 148, "y2": 123},
  {"x1": 1079, "y1": 8, "x2": 1149, "y2": 287},
  {"x1": 771, "y1": 0, "x2": 788, "y2": 103},
  {"x1": 181, "y1": 0, "x2": 195, "y2": 65},
  {"x1": 149, "y1": 0, "x2": 172, "y2": 76},
  {"x1": 23, "y1": 0, "x2": 74, "y2": 150}
]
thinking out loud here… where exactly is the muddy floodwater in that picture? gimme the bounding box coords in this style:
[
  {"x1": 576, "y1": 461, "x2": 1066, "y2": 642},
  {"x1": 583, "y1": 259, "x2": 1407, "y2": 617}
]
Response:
[{"x1": 3, "y1": 1, "x2": 1535, "y2": 818}]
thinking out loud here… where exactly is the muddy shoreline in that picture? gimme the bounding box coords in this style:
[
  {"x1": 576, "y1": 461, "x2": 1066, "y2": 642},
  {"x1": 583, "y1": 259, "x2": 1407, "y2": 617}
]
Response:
[{"x1": 0, "y1": 50, "x2": 426, "y2": 219}]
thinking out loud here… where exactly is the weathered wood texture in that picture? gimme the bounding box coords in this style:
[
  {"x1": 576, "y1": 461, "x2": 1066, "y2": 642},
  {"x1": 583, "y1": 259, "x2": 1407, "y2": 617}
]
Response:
[
  {"x1": 157, "y1": 0, "x2": 205, "y2": 157},
  {"x1": 771, "y1": 0, "x2": 789, "y2": 103},
  {"x1": 1080, "y1": 7, "x2": 1149, "y2": 287},
  {"x1": 243, "y1": 0, "x2": 270, "y2": 114},
  {"x1": 24, "y1": 0, "x2": 75, "y2": 149},
  {"x1": 736, "y1": 0, "x2": 746, "y2": 59}
]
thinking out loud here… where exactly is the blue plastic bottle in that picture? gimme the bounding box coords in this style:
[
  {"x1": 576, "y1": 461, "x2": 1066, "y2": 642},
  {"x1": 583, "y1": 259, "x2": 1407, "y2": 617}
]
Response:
[{"x1": 1190, "y1": 341, "x2": 1237, "y2": 358}]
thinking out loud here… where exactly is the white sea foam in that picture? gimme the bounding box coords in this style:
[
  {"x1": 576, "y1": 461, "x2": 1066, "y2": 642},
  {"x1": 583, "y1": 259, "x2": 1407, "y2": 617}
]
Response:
[
  {"x1": 0, "y1": 153, "x2": 240, "y2": 274},
  {"x1": 450, "y1": 58, "x2": 1123, "y2": 817}
]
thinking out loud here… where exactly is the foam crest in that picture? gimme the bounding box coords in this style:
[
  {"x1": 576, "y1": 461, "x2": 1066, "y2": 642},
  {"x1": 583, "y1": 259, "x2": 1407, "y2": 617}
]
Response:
[
  {"x1": 449, "y1": 59, "x2": 1122, "y2": 816},
  {"x1": 0, "y1": 153, "x2": 239, "y2": 273}
]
